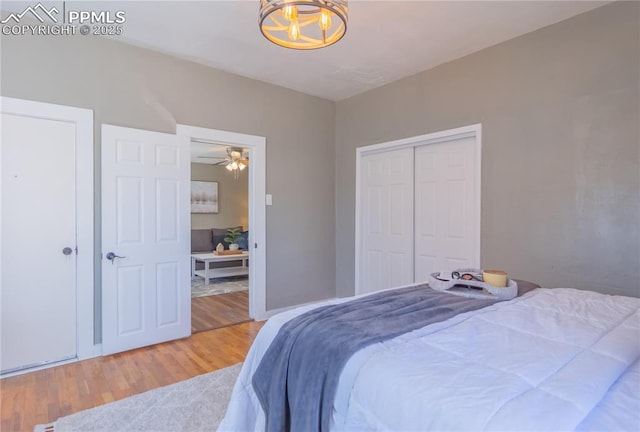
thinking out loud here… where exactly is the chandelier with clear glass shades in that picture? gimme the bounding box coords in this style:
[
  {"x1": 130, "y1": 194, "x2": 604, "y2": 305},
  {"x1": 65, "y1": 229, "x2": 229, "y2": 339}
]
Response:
[{"x1": 259, "y1": 0, "x2": 348, "y2": 50}]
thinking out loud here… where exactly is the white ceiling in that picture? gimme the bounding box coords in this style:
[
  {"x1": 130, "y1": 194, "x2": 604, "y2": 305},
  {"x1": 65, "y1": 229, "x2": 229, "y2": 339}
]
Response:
[{"x1": 3, "y1": 1, "x2": 610, "y2": 101}]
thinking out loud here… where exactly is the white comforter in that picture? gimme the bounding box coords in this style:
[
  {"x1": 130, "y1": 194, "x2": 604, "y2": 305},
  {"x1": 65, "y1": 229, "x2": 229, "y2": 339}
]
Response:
[{"x1": 219, "y1": 288, "x2": 640, "y2": 431}]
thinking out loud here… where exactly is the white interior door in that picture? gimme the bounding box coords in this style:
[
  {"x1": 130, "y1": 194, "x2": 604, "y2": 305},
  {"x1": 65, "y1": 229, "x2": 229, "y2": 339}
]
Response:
[
  {"x1": 415, "y1": 137, "x2": 479, "y2": 281},
  {"x1": 1, "y1": 113, "x2": 77, "y2": 373},
  {"x1": 359, "y1": 148, "x2": 414, "y2": 294},
  {"x1": 102, "y1": 125, "x2": 190, "y2": 355}
]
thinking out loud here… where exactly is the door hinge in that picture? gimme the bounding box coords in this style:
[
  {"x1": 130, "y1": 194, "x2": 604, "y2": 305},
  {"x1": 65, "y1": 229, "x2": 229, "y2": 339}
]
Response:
[{"x1": 254, "y1": 243, "x2": 258, "y2": 249}]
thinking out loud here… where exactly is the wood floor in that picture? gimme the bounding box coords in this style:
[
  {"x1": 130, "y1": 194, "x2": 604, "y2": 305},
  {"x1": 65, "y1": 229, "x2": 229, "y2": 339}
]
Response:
[
  {"x1": 191, "y1": 290, "x2": 250, "y2": 333},
  {"x1": 0, "y1": 321, "x2": 264, "y2": 432}
]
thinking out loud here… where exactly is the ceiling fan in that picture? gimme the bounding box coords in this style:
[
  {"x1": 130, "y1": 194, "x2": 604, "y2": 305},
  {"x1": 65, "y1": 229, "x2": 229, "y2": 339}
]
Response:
[{"x1": 198, "y1": 147, "x2": 249, "y2": 178}]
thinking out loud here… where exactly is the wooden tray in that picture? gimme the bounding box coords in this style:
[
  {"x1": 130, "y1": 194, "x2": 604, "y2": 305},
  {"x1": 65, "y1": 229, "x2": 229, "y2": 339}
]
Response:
[{"x1": 214, "y1": 250, "x2": 244, "y2": 256}]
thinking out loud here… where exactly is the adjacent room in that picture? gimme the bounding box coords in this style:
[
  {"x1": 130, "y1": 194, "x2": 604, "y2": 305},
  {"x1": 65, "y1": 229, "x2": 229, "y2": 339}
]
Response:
[
  {"x1": 0, "y1": 1, "x2": 638, "y2": 431},
  {"x1": 190, "y1": 142, "x2": 251, "y2": 332}
]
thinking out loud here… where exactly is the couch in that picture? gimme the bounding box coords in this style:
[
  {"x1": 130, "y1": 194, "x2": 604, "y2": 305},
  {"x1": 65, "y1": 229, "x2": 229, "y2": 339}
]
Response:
[{"x1": 191, "y1": 226, "x2": 249, "y2": 271}]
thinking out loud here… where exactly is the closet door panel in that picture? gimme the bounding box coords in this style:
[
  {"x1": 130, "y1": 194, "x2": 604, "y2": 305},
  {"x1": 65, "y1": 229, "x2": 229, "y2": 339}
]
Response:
[
  {"x1": 360, "y1": 148, "x2": 414, "y2": 294},
  {"x1": 415, "y1": 137, "x2": 477, "y2": 282}
]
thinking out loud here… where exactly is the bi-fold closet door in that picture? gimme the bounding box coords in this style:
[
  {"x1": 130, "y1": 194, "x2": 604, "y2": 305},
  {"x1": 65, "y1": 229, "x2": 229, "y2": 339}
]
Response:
[{"x1": 358, "y1": 133, "x2": 479, "y2": 295}]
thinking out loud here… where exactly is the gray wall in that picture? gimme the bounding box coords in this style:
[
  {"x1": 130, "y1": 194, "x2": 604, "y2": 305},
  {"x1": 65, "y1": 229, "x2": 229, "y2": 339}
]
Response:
[
  {"x1": 0, "y1": 31, "x2": 336, "y2": 322},
  {"x1": 2, "y1": 1, "x2": 637, "y2": 335},
  {"x1": 191, "y1": 163, "x2": 249, "y2": 231},
  {"x1": 335, "y1": 1, "x2": 639, "y2": 298}
]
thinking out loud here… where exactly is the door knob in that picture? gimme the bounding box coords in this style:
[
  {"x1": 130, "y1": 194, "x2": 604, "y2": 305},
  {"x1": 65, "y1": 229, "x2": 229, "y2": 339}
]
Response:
[
  {"x1": 62, "y1": 247, "x2": 74, "y2": 256},
  {"x1": 106, "y1": 252, "x2": 126, "y2": 262}
]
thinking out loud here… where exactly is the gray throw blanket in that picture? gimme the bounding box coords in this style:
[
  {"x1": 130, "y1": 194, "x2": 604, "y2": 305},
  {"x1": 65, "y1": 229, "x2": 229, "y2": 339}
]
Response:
[{"x1": 252, "y1": 285, "x2": 497, "y2": 432}]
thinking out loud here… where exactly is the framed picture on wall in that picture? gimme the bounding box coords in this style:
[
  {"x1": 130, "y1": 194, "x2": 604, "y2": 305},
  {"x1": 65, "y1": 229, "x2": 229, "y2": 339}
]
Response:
[{"x1": 191, "y1": 181, "x2": 219, "y2": 213}]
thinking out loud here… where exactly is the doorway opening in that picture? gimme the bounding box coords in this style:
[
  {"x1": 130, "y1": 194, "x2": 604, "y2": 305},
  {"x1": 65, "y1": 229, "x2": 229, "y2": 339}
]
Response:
[
  {"x1": 177, "y1": 124, "x2": 267, "y2": 327},
  {"x1": 190, "y1": 142, "x2": 251, "y2": 332}
]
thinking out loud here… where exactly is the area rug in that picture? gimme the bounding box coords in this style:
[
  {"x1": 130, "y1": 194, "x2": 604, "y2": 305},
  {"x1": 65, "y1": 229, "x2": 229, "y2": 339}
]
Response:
[
  {"x1": 191, "y1": 276, "x2": 248, "y2": 298},
  {"x1": 34, "y1": 363, "x2": 242, "y2": 432}
]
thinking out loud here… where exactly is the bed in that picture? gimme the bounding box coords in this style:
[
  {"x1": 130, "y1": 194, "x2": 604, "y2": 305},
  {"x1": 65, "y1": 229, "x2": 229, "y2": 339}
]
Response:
[{"x1": 218, "y1": 283, "x2": 640, "y2": 431}]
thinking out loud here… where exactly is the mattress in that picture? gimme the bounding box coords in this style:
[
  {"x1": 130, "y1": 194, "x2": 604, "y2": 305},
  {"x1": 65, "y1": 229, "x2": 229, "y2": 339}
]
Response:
[{"x1": 218, "y1": 287, "x2": 640, "y2": 431}]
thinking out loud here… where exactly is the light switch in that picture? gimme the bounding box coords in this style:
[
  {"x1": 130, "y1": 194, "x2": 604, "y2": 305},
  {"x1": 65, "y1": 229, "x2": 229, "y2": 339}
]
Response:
[{"x1": 266, "y1": 194, "x2": 273, "y2": 206}]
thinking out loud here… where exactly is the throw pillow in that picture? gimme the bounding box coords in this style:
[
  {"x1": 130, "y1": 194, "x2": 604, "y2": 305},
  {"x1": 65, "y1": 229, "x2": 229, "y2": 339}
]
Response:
[{"x1": 237, "y1": 230, "x2": 249, "y2": 250}]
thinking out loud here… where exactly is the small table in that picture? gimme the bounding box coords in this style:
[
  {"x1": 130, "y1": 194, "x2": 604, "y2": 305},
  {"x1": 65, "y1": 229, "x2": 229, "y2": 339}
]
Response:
[{"x1": 191, "y1": 252, "x2": 249, "y2": 285}]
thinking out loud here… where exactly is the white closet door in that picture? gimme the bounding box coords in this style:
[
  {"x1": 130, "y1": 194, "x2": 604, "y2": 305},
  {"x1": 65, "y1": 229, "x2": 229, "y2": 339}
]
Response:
[
  {"x1": 415, "y1": 137, "x2": 479, "y2": 282},
  {"x1": 1, "y1": 113, "x2": 76, "y2": 373},
  {"x1": 359, "y1": 148, "x2": 414, "y2": 294}
]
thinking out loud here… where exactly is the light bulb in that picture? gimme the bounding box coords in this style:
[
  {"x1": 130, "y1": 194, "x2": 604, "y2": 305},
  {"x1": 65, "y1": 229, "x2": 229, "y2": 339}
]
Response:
[
  {"x1": 288, "y1": 19, "x2": 300, "y2": 40},
  {"x1": 319, "y1": 9, "x2": 331, "y2": 30},
  {"x1": 226, "y1": 164, "x2": 233, "y2": 171},
  {"x1": 282, "y1": 4, "x2": 297, "y2": 21},
  {"x1": 239, "y1": 163, "x2": 247, "y2": 171}
]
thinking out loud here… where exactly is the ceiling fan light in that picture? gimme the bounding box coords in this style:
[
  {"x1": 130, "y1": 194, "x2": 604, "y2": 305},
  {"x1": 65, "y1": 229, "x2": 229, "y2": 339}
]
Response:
[
  {"x1": 223, "y1": 147, "x2": 249, "y2": 178},
  {"x1": 259, "y1": 0, "x2": 348, "y2": 50}
]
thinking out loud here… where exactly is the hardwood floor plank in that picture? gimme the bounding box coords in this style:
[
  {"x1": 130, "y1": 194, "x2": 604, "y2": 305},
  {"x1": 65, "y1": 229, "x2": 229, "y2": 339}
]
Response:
[
  {"x1": 191, "y1": 291, "x2": 250, "y2": 333},
  {"x1": 0, "y1": 321, "x2": 264, "y2": 432}
]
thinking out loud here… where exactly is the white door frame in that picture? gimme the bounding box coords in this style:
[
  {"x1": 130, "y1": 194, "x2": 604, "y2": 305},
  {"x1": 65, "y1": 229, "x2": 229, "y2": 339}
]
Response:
[
  {"x1": 176, "y1": 125, "x2": 267, "y2": 321},
  {"x1": 355, "y1": 123, "x2": 482, "y2": 294},
  {"x1": 0, "y1": 96, "x2": 95, "y2": 363}
]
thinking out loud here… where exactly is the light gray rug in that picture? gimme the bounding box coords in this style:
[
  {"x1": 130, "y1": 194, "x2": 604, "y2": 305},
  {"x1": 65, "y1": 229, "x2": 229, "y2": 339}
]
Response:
[
  {"x1": 191, "y1": 276, "x2": 248, "y2": 298},
  {"x1": 34, "y1": 363, "x2": 242, "y2": 432}
]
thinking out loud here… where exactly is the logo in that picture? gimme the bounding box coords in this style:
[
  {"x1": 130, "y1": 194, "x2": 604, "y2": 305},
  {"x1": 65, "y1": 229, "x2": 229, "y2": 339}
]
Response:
[
  {"x1": 1, "y1": 2, "x2": 126, "y2": 37},
  {"x1": 1, "y1": 2, "x2": 59, "y2": 24}
]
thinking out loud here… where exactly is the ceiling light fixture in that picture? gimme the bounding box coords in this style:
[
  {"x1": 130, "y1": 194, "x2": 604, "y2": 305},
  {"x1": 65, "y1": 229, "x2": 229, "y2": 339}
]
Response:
[
  {"x1": 224, "y1": 148, "x2": 248, "y2": 180},
  {"x1": 259, "y1": 0, "x2": 348, "y2": 50}
]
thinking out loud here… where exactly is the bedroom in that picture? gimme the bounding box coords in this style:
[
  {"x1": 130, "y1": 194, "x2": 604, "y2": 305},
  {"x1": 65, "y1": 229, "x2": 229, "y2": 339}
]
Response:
[{"x1": 0, "y1": 0, "x2": 638, "y2": 430}]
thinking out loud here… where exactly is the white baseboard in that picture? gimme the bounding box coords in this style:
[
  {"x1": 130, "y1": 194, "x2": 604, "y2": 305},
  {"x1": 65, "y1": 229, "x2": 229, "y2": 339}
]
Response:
[
  {"x1": 85, "y1": 343, "x2": 103, "y2": 359},
  {"x1": 259, "y1": 282, "x2": 427, "y2": 322},
  {"x1": 260, "y1": 297, "x2": 338, "y2": 321},
  {"x1": 1, "y1": 343, "x2": 103, "y2": 379},
  {"x1": 1, "y1": 356, "x2": 78, "y2": 378}
]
